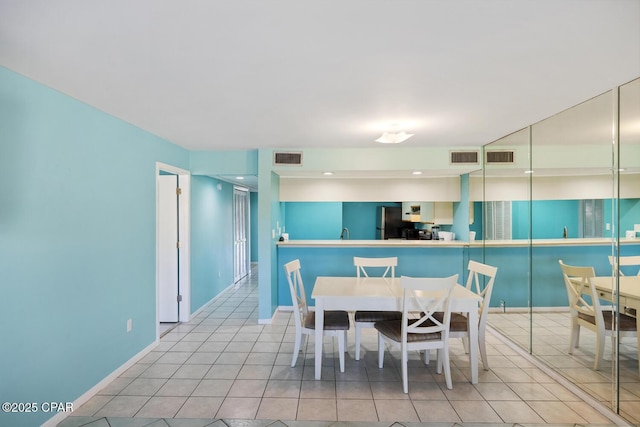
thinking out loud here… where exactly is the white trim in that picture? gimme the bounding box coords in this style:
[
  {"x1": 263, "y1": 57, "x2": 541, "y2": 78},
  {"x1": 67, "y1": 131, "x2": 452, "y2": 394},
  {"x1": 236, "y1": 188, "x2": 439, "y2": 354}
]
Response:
[
  {"x1": 155, "y1": 162, "x2": 191, "y2": 340},
  {"x1": 259, "y1": 308, "x2": 280, "y2": 324},
  {"x1": 41, "y1": 340, "x2": 158, "y2": 427},
  {"x1": 489, "y1": 306, "x2": 569, "y2": 313}
]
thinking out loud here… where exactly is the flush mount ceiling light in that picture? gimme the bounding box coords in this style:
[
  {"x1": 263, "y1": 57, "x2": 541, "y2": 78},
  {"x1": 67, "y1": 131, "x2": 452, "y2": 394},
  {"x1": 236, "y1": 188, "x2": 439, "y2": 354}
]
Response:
[
  {"x1": 375, "y1": 123, "x2": 414, "y2": 144},
  {"x1": 375, "y1": 130, "x2": 414, "y2": 144}
]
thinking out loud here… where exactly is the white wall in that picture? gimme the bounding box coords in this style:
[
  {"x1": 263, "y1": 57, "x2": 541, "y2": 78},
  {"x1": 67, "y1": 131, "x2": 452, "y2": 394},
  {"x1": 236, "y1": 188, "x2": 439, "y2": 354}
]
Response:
[{"x1": 280, "y1": 177, "x2": 461, "y2": 202}]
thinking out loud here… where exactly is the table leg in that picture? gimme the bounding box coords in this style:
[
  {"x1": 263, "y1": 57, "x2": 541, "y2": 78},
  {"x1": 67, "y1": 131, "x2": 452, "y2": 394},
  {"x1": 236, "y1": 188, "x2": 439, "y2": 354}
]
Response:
[
  {"x1": 315, "y1": 298, "x2": 324, "y2": 380},
  {"x1": 467, "y1": 308, "x2": 479, "y2": 384}
]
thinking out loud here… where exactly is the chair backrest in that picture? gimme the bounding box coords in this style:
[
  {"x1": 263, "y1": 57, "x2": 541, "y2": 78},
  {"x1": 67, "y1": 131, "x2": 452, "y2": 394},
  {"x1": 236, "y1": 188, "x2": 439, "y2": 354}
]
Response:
[
  {"x1": 284, "y1": 259, "x2": 308, "y2": 330},
  {"x1": 465, "y1": 260, "x2": 498, "y2": 326},
  {"x1": 608, "y1": 255, "x2": 640, "y2": 276},
  {"x1": 354, "y1": 256, "x2": 398, "y2": 278},
  {"x1": 558, "y1": 260, "x2": 603, "y2": 328},
  {"x1": 400, "y1": 274, "x2": 459, "y2": 339}
]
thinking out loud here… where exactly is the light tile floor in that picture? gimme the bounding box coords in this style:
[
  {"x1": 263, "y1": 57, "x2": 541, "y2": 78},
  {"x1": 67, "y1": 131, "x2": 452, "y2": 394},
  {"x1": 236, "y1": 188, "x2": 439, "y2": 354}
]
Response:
[
  {"x1": 490, "y1": 311, "x2": 640, "y2": 424},
  {"x1": 60, "y1": 267, "x2": 627, "y2": 427}
]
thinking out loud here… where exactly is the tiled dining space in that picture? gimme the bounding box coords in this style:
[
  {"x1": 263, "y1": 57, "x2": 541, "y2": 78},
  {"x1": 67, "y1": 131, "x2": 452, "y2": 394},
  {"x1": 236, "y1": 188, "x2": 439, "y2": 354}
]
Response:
[{"x1": 59, "y1": 266, "x2": 625, "y2": 427}]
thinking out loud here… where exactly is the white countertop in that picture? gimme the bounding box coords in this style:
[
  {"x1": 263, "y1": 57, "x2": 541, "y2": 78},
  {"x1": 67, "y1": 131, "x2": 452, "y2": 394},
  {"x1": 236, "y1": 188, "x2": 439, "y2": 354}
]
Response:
[
  {"x1": 277, "y1": 238, "x2": 640, "y2": 248},
  {"x1": 277, "y1": 239, "x2": 465, "y2": 247}
]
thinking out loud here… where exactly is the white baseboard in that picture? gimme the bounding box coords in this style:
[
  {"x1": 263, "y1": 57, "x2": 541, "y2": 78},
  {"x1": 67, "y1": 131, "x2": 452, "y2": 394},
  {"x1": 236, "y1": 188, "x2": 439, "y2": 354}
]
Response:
[
  {"x1": 41, "y1": 340, "x2": 158, "y2": 427},
  {"x1": 489, "y1": 306, "x2": 569, "y2": 313},
  {"x1": 259, "y1": 307, "x2": 281, "y2": 324}
]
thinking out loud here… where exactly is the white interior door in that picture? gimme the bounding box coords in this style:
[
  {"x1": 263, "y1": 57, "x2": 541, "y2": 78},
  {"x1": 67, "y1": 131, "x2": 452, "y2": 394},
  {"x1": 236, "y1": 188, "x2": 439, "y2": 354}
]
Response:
[
  {"x1": 233, "y1": 187, "x2": 249, "y2": 283},
  {"x1": 158, "y1": 174, "x2": 179, "y2": 322}
]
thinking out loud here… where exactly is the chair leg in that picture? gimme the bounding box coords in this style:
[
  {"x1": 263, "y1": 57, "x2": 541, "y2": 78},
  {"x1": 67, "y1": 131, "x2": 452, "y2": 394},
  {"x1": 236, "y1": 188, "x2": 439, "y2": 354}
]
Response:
[
  {"x1": 378, "y1": 335, "x2": 385, "y2": 368},
  {"x1": 478, "y1": 333, "x2": 489, "y2": 370},
  {"x1": 436, "y1": 348, "x2": 443, "y2": 374},
  {"x1": 569, "y1": 323, "x2": 580, "y2": 354},
  {"x1": 291, "y1": 331, "x2": 302, "y2": 367},
  {"x1": 422, "y1": 350, "x2": 430, "y2": 365},
  {"x1": 355, "y1": 322, "x2": 362, "y2": 360},
  {"x1": 594, "y1": 333, "x2": 604, "y2": 371},
  {"x1": 401, "y1": 344, "x2": 409, "y2": 394},
  {"x1": 462, "y1": 336, "x2": 470, "y2": 354},
  {"x1": 338, "y1": 332, "x2": 345, "y2": 373},
  {"x1": 442, "y1": 346, "x2": 452, "y2": 390}
]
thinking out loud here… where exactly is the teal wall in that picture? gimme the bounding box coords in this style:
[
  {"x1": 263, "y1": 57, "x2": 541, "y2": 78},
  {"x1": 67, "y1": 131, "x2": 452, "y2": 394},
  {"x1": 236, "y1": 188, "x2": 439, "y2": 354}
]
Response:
[
  {"x1": 283, "y1": 202, "x2": 343, "y2": 239},
  {"x1": 190, "y1": 176, "x2": 235, "y2": 312},
  {"x1": 0, "y1": 67, "x2": 189, "y2": 427},
  {"x1": 283, "y1": 202, "x2": 406, "y2": 240},
  {"x1": 621, "y1": 198, "x2": 640, "y2": 235},
  {"x1": 278, "y1": 246, "x2": 467, "y2": 306}
]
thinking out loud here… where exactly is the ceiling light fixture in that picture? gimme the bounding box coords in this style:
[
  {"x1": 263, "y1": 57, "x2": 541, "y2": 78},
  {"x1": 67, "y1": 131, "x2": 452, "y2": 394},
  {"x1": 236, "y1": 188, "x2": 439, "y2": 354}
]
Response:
[
  {"x1": 375, "y1": 131, "x2": 414, "y2": 144},
  {"x1": 375, "y1": 124, "x2": 414, "y2": 144},
  {"x1": 412, "y1": 171, "x2": 423, "y2": 175},
  {"x1": 323, "y1": 171, "x2": 334, "y2": 176}
]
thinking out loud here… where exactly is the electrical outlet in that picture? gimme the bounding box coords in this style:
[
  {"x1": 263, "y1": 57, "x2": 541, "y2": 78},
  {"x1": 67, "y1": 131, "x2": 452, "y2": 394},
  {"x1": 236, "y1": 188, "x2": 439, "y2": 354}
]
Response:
[
  {"x1": 127, "y1": 318, "x2": 132, "y2": 332},
  {"x1": 606, "y1": 223, "x2": 611, "y2": 231}
]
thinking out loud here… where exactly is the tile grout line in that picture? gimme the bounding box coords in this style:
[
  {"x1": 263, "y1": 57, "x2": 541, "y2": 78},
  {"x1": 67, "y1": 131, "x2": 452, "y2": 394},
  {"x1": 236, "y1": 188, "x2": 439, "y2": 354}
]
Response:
[{"x1": 486, "y1": 324, "x2": 631, "y2": 427}]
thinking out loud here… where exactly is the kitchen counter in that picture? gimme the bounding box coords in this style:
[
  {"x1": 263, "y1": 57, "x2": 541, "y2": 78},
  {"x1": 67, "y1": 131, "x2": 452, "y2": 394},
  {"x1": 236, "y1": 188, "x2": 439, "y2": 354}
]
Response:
[
  {"x1": 277, "y1": 239, "x2": 466, "y2": 247},
  {"x1": 470, "y1": 238, "x2": 639, "y2": 247},
  {"x1": 276, "y1": 237, "x2": 639, "y2": 309},
  {"x1": 278, "y1": 238, "x2": 639, "y2": 248}
]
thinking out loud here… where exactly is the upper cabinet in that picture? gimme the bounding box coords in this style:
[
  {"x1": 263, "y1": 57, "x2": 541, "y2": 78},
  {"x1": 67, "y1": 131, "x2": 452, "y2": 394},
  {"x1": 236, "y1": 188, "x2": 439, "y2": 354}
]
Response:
[
  {"x1": 403, "y1": 202, "x2": 454, "y2": 224},
  {"x1": 422, "y1": 202, "x2": 454, "y2": 224}
]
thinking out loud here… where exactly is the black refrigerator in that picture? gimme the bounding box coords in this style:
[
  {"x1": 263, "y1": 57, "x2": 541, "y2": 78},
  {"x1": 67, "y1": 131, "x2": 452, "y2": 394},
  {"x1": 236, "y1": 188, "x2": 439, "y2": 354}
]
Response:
[{"x1": 376, "y1": 206, "x2": 404, "y2": 239}]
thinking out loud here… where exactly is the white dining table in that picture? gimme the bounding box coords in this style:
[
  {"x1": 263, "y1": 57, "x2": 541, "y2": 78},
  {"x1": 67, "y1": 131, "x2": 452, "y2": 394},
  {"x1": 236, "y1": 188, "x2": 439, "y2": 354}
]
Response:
[
  {"x1": 592, "y1": 275, "x2": 640, "y2": 372},
  {"x1": 311, "y1": 276, "x2": 483, "y2": 383}
]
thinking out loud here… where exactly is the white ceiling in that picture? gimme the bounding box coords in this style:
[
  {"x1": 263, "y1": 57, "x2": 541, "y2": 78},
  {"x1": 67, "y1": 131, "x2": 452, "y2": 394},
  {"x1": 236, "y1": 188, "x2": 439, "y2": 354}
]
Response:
[{"x1": 1, "y1": 0, "x2": 639, "y2": 157}]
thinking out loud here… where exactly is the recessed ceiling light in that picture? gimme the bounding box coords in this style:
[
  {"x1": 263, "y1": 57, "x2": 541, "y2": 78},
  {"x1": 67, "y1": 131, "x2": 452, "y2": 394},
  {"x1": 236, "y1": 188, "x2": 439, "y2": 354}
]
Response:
[
  {"x1": 524, "y1": 170, "x2": 534, "y2": 174},
  {"x1": 236, "y1": 176, "x2": 244, "y2": 180},
  {"x1": 323, "y1": 171, "x2": 334, "y2": 176},
  {"x1": 412, "y1": 171, "x2": 423, "y2": 175}
]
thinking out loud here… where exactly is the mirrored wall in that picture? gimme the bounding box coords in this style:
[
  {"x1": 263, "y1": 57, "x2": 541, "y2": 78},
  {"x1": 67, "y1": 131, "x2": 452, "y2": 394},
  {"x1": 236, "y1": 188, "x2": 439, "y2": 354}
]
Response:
[{"x1": 472, "y1": 77, "x2": 640, "y2": 423}]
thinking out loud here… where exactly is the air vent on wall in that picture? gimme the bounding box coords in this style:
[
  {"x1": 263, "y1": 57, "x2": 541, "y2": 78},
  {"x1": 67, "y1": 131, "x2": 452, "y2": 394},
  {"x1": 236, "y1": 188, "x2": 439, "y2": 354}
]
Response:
[
  {"x1": 450, "y1": 150, "x2": 479, "y2": 164},
  {"x1": 273, "y1": 151, "x2": 303, "y2": 166},
  {"x1": 486, "y1": 150, "x2": 515, "y2": 164}
]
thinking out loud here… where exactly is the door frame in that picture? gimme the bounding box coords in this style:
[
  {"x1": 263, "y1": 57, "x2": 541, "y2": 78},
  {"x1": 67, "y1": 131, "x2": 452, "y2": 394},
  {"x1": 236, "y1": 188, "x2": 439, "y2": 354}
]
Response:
[
  {"x1": 233, "y1": 185, "x2": 250, "y2": 283},
  {"x1": 155, "y1": 162, "x2": 191, "y2": 338}
]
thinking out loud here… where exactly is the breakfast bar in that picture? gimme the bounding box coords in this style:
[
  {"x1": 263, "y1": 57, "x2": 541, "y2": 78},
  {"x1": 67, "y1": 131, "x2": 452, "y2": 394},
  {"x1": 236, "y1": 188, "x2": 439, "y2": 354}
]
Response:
[{"x1": 278, "y1": 238, "x2": 640, "y2": 309}]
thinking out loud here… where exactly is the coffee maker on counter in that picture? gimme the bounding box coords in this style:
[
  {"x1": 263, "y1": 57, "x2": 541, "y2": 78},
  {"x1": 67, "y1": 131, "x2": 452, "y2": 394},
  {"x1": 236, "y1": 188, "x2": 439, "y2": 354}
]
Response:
[{"x1": 430, "y1": 225, "x2": 440, "y2": 241}]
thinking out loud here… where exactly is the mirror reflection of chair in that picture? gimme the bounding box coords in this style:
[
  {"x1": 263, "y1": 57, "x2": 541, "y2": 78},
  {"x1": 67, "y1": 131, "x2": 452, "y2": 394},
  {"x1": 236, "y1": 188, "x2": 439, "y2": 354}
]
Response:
[
  {"x1": 375, "y1": 274, "x2": 459, "y2": 393},
  {"x1": 284, "y1": 259, "x2": 350, "y2": 371},
  {"x1": 353, "y1": 256, "x2": 402, "y2": 360},
  {"x1": 434, "y1": 260, "x2": 497, "y2": 370},
  {"x1": 608, "y1": 255, "x2": 640, "y2": 276},
  {"x1": 608, "y1": 255, "x2": 640, "y2": 316},
  {"x1": 559, "y1": 259, "x2": 637, "y2": 370}
]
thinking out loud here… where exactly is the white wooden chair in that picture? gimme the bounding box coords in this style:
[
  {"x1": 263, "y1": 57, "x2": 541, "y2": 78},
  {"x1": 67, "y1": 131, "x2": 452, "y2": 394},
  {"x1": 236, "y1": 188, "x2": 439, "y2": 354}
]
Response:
[
  {"x1": 353, "y1": 256, "x2": 402, "y2": 360},
  {"x1": 284, "y1": 259, "x2": 350, "y2": 371},
  {"x1": 608, "y1": 255, "x2": 640, "y2": 276},
  {"x1": 375, "y1": 274, "x2": 459, "y2": 393},
  {"x1": 608, "y1": 255, "x2": 640, "y2": 315},
  {"x1": 435, "y1": 260, "x2": 497, "y2": 370},
  {"x1": 559, "y1": 260, "x2": 637, "y2": 370}
]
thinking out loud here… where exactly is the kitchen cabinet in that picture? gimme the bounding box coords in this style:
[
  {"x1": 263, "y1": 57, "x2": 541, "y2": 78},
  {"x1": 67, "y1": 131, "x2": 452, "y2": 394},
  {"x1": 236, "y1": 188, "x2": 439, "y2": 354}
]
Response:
[
  {"x1": 403, "y1": 202, "x2": 454, "y2": 224},
  {"x1": 421, "y1": 202, "x2": 453, "y2": 224},
  {"x1": 401, "y1": 202, "x2": 422, "y2": 222}
]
